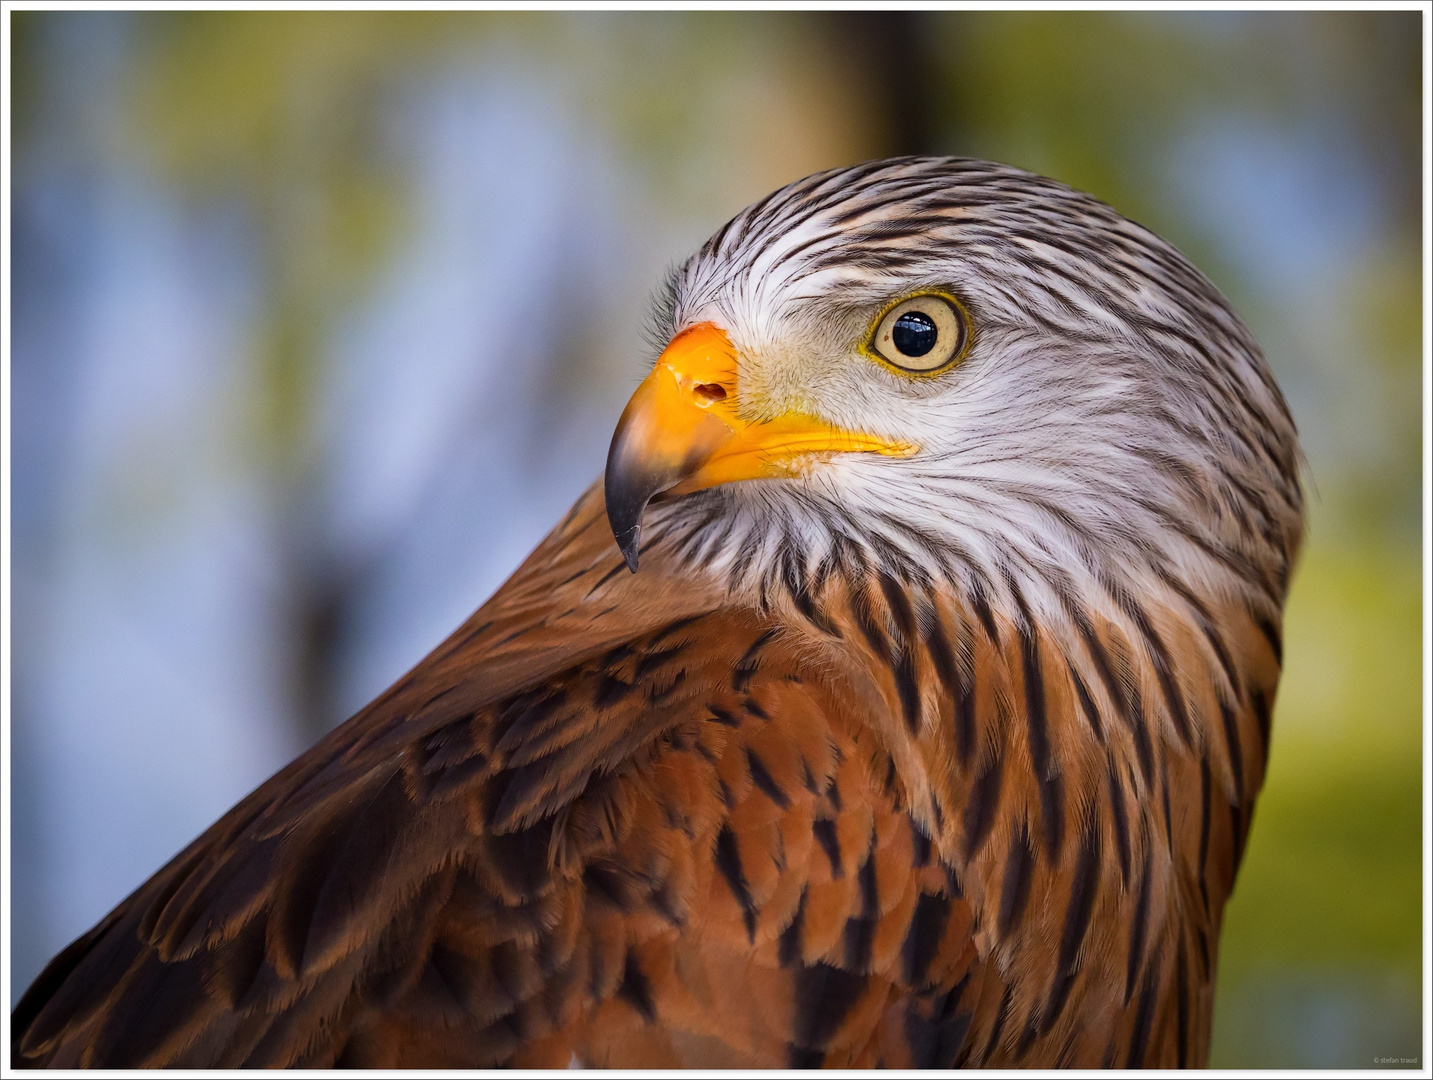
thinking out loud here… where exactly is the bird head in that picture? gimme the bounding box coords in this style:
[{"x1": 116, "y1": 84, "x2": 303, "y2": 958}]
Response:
[{"x1": 606, "y1": 158, "x2": 1302, "y2": 624}]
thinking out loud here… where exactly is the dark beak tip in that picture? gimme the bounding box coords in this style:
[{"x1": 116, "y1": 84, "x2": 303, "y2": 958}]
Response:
[
  {"x1": 611, "y1": 523, "x2": 641, "y2": 573},
  {"x1": 605, "y1": 440, "x2": 662, "y2": 575},
  {"x1": 603, "y1": 484, "x2": 643, "y2": 574}
]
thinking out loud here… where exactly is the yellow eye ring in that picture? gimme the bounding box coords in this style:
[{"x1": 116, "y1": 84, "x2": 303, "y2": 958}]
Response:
[{"x1": 862, "y1": 291, "x2": 970, "y2": 376}]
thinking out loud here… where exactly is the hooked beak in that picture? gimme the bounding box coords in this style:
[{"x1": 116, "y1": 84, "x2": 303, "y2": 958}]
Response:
[{"x1": 604, "y1": 322, "x2": 915, "y2": 571}]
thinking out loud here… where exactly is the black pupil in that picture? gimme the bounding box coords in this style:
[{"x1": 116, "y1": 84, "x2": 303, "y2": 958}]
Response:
[{"x1": 891, "y1": 311, "x2": 937, "y2": 357}]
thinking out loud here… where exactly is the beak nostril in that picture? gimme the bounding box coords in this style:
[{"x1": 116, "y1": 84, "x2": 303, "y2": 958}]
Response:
[{"x1": 694, "y1": 383, "x2": 727, "y2": 404}]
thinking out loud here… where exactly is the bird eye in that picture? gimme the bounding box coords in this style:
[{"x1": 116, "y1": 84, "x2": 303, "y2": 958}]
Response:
[{"x1": 869, "y1": 294, "x2": 966, "y2": 373}]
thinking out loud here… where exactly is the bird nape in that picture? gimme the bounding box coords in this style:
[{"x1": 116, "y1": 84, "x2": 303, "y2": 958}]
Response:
[{"x1": 12, "y1": 157, "x2": 1303, "y2": 1069}]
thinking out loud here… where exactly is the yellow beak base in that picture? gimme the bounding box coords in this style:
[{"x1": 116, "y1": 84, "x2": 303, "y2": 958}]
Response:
[{"x1": 604, "y1": 323, "x2": 915, "y2": 570}]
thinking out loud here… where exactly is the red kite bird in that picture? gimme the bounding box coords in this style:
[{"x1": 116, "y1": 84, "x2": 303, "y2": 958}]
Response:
[{"x1": 13, "y1": 158, "x2": 1302, "y2": 1069}]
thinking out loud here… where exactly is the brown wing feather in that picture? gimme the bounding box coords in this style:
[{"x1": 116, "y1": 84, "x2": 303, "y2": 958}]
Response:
[{"x1": 12, "y1": 486, "x2": 986, "y2": 1068}]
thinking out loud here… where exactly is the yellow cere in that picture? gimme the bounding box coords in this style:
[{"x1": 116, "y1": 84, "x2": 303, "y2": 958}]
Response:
[{"x1": 635, "y1": 323, "x2": 918, "y2": 495}]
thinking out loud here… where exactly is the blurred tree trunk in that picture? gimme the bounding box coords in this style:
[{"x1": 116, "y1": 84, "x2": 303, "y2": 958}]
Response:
[{"x1": 821, "y1": 11, "x2": 946, "y2": 157}]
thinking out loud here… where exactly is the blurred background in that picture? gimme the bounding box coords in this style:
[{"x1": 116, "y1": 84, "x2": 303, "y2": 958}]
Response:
[{"x1": 8, "y1": 11, "x2": 1423, "y2": 1067}]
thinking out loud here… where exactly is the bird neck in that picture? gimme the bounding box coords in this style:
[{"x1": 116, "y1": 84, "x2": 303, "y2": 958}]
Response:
[{"x1": 751, "y1": 559, "x2": 1280, "y2": 1054}]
